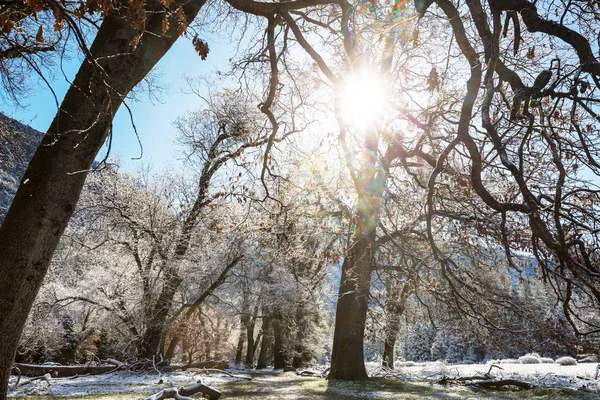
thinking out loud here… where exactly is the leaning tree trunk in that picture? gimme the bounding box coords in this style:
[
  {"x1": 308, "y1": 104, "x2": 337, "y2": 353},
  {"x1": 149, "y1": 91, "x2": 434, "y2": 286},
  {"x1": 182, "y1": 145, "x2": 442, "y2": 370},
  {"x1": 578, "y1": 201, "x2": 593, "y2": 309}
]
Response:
[
  {"x1": 139, "y1": 267, "x2": 184, "y2": 359},
  {"x1": 0, "y1": 1, "x2": 207, "y2": 397}
]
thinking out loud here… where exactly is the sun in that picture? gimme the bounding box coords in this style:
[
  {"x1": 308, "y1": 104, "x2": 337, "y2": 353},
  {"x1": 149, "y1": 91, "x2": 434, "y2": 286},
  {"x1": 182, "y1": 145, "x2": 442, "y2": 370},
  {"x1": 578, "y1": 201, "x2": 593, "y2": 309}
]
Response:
[{"x1": 338, "y1": 72, "x2": 389, "y2": 131}]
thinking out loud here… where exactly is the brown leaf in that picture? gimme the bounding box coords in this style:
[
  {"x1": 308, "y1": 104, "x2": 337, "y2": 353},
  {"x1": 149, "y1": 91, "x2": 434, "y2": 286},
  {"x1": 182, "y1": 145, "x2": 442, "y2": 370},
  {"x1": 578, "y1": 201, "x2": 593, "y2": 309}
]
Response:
[
  {"x1": 0, "y1": 13, "x2": 13, "y2": 34},
  {"x1": 526, "y1": 46, "x2": 535, "y2": 60},
  {"x1": 192, "y1": 36, "x2": 209, "y2": 60},
  {"x1": 129, "y1": 34, "x2": 141, "y2": 51},
  {"x1": 427, "y1": 66, "x2": 440, "y2": 92},
  {"x1": 36, "y1": 25, "x2": 44, "y2": 43}
]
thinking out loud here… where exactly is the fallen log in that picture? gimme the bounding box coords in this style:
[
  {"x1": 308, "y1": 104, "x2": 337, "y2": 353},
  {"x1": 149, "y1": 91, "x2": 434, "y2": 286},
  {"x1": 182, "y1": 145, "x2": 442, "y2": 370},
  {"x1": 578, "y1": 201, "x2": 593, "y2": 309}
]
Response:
[
  {"x1": 145, "y1": 382, "x2": 221, "y2": 400},
  {"x1": 466, "y1": 379, "x2": 536, "y2": 390},
  {"x1": 191, "y1": 368, "x2": 252, "y2": 381},
  {"x1": 12, "y1": 363, "x2": 121, "y2": 377},
  {"x1": 438, "y1": 364, "x2": 504, "y2": 385},
  {"x1": 167, "y1": 360, "x2": 228, "y2": 371}
]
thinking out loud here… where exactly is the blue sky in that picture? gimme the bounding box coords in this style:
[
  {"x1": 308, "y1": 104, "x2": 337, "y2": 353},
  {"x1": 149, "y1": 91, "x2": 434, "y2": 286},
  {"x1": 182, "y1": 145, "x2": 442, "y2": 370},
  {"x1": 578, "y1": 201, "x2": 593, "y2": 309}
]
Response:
[{"x1": 2, "y1": 31, "x2": 234, "y2": 172}]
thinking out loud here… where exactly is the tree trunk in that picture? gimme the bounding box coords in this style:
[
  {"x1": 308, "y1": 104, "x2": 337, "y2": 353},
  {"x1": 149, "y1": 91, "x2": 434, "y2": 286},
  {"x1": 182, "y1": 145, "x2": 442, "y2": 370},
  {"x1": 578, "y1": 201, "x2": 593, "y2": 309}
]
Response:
[
  {"x1": 235, "y1": 289, "x2": 250, "y2": 366},
  {"x1": 0, "y1": 1, "x2": 207, "y2": 396},
  {"x1": 292, "y1": 303, "x2": 306, "y2": 369},
  {"x1": 383, "y1": 338, "x2": 396, "y2": 369},
  {"x1": 245, "y1": 324, "x2": 255, "y2": 367},
  {"x1": 272, "y1": 316, "x2": 286, "y2": 369},
  {"x1": 328, "y1": 133, "x2": 384, "y2": 381},
  {"x1": 256, "y1": 316, "x2": 272, "y2": 369},
  {"x1": 327, "y1": 252, "x2": 373, "y2": 380},
  {"x1": 244, "y1": 299, "x2": 260, "y2": 367},
  {"x1": 234, "y1": 330, "x2": 245, "y2": 365},
  {"x1": 139, "y1": 269, "x2": 184, "y2": 359}
]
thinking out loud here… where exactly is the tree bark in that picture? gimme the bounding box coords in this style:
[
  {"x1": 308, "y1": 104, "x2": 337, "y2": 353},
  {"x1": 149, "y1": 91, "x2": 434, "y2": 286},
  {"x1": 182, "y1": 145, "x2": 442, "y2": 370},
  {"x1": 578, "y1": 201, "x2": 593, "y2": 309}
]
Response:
[{"x1": 0, "y1": 1, "x2": 207, "y2": 397}]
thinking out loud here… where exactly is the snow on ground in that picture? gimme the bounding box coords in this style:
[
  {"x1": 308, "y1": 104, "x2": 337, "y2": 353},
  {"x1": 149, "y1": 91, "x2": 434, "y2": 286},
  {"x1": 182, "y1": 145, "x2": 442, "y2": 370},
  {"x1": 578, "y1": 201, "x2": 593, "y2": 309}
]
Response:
[
  {"x1": 7, "y1": 370, "x2": 241, "y2": 398},
  {"x1": 367, "y1": 361, "x2": 600, "y2": 393}
]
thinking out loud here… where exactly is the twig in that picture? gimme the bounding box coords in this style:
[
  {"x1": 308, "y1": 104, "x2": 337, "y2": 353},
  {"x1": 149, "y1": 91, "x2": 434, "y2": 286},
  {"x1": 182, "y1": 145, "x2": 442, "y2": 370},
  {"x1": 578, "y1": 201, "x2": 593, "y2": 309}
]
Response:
[{"x1": 13, "y1": 367, "x2": 21, "y2": 387}]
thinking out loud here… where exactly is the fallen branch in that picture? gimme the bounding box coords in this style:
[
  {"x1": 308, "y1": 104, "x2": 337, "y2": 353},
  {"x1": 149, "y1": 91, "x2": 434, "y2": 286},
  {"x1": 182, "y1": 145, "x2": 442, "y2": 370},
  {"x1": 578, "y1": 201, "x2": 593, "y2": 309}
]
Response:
[
  {"x1": 145, "y1": 382, "x2": 221, "y2": 400},
  {"x1": 12, "y1": 367, "x2": 21, "y2": 387},
  {"x1": 103, "y1": 358, "x2": 126, "y2": 368}
]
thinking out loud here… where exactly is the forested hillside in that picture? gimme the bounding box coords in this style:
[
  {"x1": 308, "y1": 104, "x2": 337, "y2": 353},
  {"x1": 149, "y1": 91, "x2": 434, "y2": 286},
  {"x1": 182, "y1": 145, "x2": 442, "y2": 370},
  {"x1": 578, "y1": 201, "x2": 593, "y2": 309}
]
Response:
[{"x1": 0, "y1": 114, "x2": 43, "y2": 224}]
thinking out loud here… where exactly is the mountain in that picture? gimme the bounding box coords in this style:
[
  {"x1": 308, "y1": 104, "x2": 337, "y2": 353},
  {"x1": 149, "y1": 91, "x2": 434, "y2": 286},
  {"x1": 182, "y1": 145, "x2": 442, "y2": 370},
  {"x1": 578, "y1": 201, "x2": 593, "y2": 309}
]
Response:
[{"x1": 0, "y1": 114, "x2": 44, "y2": 224}]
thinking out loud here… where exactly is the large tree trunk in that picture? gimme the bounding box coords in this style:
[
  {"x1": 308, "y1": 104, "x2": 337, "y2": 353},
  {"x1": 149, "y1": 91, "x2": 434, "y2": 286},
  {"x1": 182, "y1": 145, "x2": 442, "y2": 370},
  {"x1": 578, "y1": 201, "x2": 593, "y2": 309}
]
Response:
[
  {"x1": 139, "y1": 269, "x2": 184, "y2": 359},
  {"x1": 235, "y1": 289, "x2": 250, "y2": 365},
  {"x1": 234, "y1": 330, "x2": 245, "y2": 365},
  {"x1": 328, "y1": 134, "x2": 384, "y2": 381},
  {"x1": 327, "y1": 249, "x2": 373, "y2": 380},
  {"x1": 272, "y1": 314, "x2": 287, "y2": 369},
  {"x1": 256, "y1": 316, "x2": 272, "y2": 369},
  {"x1": 244, "y1": 299, "x2": 260, "y2": 367},
  {"x1": 0, "y1": 1, "x2": 207, "y2": 397},
  {"x1": 292, "y1": 303, "x2": 306, "y2": 369}
]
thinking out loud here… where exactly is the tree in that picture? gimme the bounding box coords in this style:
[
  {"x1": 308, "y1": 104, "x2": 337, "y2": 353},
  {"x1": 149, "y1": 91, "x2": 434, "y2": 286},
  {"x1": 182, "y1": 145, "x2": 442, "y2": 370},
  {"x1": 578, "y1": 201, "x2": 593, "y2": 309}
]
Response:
[
  {"x1": 0, "y1": 0, "x2": 211, "y2": 394},
  {"x1": 4, "y1": 0, "x2": 600, "y2": 394},
  {"x1": 56, "y1": 313, "x2": 79, "y2": 364}
]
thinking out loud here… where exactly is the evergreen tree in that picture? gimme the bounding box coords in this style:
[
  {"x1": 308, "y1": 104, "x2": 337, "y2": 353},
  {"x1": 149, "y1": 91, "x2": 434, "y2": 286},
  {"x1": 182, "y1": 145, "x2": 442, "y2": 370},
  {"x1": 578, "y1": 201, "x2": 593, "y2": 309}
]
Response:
[
  {"x1": 96, "y1": 329, "x2": 117, "y2": 360},
  {"x1": 403, "y1": 323, "x2": 435, "y2": 362},
  {"x1": 56, "y1": 314, "x2": 79, "y2": 364}
]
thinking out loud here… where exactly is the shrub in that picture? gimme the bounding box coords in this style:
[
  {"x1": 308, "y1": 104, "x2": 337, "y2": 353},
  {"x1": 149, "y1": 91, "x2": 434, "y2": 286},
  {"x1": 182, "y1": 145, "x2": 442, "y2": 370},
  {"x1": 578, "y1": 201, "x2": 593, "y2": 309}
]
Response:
[
  {"x1": 499, "y1": 358, "x2": 518, "y2": 364},
  {"x1": 518, "y1": 353, "x2": 542, "y2": 364},
  {"x1": 556, "y1": 356, "x2": 577, "y2": 366},
  {"x1": 395, "y1": 361, "x2": 416, "y2": 368},
  {"x1": 540, "y1": 357, "x2": 554, "y2": 363}
]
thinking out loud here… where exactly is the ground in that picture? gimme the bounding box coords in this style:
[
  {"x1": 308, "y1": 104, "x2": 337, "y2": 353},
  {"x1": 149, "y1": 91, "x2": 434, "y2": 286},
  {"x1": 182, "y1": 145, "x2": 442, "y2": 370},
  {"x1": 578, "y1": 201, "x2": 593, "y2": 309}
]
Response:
[{"x1": 7, "y1": 362, "x2": 600, "y2": 399}]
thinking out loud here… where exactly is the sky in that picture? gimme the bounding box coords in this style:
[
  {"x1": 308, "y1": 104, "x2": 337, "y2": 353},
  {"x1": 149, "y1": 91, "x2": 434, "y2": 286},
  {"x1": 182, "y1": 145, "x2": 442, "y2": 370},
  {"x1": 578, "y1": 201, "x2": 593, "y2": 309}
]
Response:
[{"x1": 1, "y1": 30, "x2": 236, "y2": 173}]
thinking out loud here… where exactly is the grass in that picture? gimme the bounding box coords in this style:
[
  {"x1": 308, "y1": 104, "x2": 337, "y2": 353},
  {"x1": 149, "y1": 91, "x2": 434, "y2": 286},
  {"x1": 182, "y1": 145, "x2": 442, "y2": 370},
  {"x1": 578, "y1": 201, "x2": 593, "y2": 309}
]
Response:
[{"x1": 9, "y1": 373, "x2": 600, "y2": 400}]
